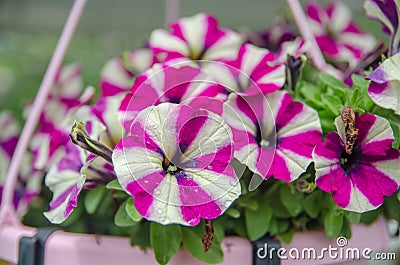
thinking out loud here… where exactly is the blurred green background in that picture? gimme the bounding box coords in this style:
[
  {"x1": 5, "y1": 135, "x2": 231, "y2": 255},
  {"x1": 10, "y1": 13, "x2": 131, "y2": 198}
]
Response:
[{"x1": 0, "y1": 0, "x2": 381, "y2": 118}]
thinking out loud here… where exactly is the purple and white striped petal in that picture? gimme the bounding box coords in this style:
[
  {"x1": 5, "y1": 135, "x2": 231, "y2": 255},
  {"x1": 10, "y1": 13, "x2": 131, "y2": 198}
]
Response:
[
  {"x1": 364, "y1": 0, "x2": 400, "y2": 55},
  {"x1": 307, "y1": 1, "x2": 376, "y2": 68},
  {"x1": 30, "y1": 102, "x2": 92, "y2": 171},
  {"x1": 118, "y1": 62, "x2": 226, "y2": 131},
  {"x1": 0, "y1": 112, "x2": 19, "y2": 204},
  {"x1": 112, "y1": 103, "x2": 240, "y2": 226},
  {"x1": 44, "y1": 144, "x2": 87, "y2": 224},
  {"x1": 367, "y1": 53, "x2": 400, "y2": 115},
  {"x1": 52, "y1": 63, "x2": 83, "y2": 100},
  {"x1": 0, "y1": 111, "x2": 43, "y2": 214},
  {"x1": 223, "y1": 91, "x2": 322, "y2": 182},
  {"x1": 202, "y1": 44, "x2": 286, "y2": 95},
  {"x1": 149, "y1": 13, "x2": 244, "y2": 62},
  {"x1": 0, "y1": 111, "x2": 19, "y2": 176},
  {"x1": 251, "y1": 19, "x2": 297, "y2": 52},
  {"x1": 91, "y1": 95, "x2": 125, "y2": 148},
  {"x1": 275, "y1": 37, "x2": 309, "y2": 64},
  {"x1": 100, "y1": 48, "x2": 157, "y2": 97},
  {"x1": 313, "y1": 113, "x2": 400, "y2": 212}
]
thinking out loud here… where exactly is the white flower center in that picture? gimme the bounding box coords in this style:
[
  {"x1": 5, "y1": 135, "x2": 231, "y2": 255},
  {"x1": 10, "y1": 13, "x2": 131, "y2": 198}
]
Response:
[
  {"x1": 259, "y1": 139, "x2": 270, "y2": 148},
  {"x1": 167, "y1": 164, "x2": 178, "y2": 173}
]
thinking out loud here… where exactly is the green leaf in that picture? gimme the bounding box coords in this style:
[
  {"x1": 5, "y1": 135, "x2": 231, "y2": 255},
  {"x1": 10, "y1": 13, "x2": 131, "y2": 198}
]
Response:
[
  {"x1": 212, "y1": 219, "x2": 225, "y2": 242},
  {"x1": 303, "y1": 190, "x2": 322, "y2": 218},
  {"x1": 112, "y1": 191, "x2": 129, "y2": 199},
  {"x1": 181, "y1": 222, "x2": 224, "y2": 264},
  {"x1": 238, "y1": 199, "x2": 259, "y2": 210},
  {"x1": 340, "y1": 217, "x2": 352, "y2": 239},
  {"x1": 150, "y1": 223, "x2": 182, "y2": 265},
  {"x1": 351, "y1": 74, "x2": 370, "y2": 90},
  {"x1": 114, "y1": 199, "x2": 138, "y2": 227},
  {"x1": 225, "y1": 208, "x2": 241, "y2": 218},
  {"x1": 298, "y1": 81, "x2": 325, "y2": 109},
  {"x1": 106, "y1": 179, "x2": 124, "y2": 191},
  {"x1": 125, "y1": 197, "x2": 143, "y2": 222},
  {"x1": 245, "y1": 204, "x2": 272, "y2": 241},
  {"x1": 84, "y1": 186, "x2": 107, "y2": 214},
  {"x1": 360, "y1": 208, "x2": 381, "y2": 225},
  {"x1": 324, "y1": 209, "x2": 343, "y2": 238},
  {"x1": 279, "y1": 185, "x2": 303, "y2": 217},
  {"x1": 383, "y1": 193, "x2": 400, "y2": 221},
  {"x1": 269, "y1": 218, "x2": 290, "y2": 234},
  {"x1": 321, "y1": 94, "x2": 343, "y2": 116},
  {"x1": 278, "y1": 229, "x2": 295, "y2": 244},
  {"x1": 318, "y1": 73, "x2": 347, "y2": 94},
  {"x1": 130, "y1": 221, "x2": 151, "y2": 249},
  {"x1": 346, "y1": 212, "x2": 361, "y2": 224},
  {"x1": 266, "y1": 188, "x2": 292, "y2": 218},
  {"x1": 232, "y1": 218, "x2": 247, "y2": 238}
]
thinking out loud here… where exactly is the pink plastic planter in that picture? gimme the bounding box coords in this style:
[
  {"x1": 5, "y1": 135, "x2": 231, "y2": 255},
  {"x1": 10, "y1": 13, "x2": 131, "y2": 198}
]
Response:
[
  {"x1": 0, "y1": 217, "x2": 390, "y2": 264},
  {"x1": 0, "y1": 1, "x2": 391, "y2": 264}
]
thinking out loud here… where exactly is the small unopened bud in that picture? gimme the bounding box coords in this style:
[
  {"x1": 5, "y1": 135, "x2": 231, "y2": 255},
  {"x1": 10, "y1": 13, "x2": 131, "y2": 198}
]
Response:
[
  {"x1": 287, "y1": 54, "x2": 306, "y2": 91},
  {"x1": 70, "y1": 121, "x2": 113, "y2": 164}
]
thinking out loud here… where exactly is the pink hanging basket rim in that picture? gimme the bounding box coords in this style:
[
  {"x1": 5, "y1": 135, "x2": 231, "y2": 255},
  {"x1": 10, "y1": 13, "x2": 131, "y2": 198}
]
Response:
[{"x1": 0, "y1": 217, "x2": 390, "y2": 265}]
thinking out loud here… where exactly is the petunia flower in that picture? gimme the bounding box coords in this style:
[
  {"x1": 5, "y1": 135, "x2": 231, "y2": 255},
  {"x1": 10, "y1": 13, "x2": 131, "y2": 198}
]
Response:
[
  {"x1": 0, "y1": 111, "x2": 42, "y2": 214},
  {"x1": 28, "y1": 64, "x2": 94, "y2": 171},
  {"x1": 44, "y1": 94, "x2": 125, "y2": 223},
  {"x1": 44, "y1": 119, "x2": 115, "y2": 224},
  {"x1": 313, "y1": 113, "x2": 400, "y2": 212},
  {"x1": 118, "y1": 62, "x2": 226, "y2": 131},
  {"x1": 364, "y1": 0, "x2": 400, "y2": 56},
  {"x1": 367, "y1": 53, "x2": 400, "y2": 115},
  {"x1": 274, "y1": 37, "x2": 309, "y2": 64},
  {"x1": 255, "y1": 19, "x2": 297, "y2": 52},
  {"x1": 223, "y1": 90, "x2": 322, "y2": 182},
  {"x1": 112, "y1": 103, "x2": 241, "y2": 226},
  {"x1": 149, "y1": 13, "x2": 244, "y2": 62},
  {"x1": 100, "y1": 48, "x2": 157, "y2": 97},
  {"x1": 201, "y1": 44, "x2": 286, "y2": 95},
  {"x1": 306, "y1": 1, "x2": 376, "y2": 69}
]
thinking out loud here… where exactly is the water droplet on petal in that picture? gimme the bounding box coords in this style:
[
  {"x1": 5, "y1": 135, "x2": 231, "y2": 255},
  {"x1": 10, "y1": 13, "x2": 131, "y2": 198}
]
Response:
[
  {"x1": 160, "y1": 217, "x2": 169, "y2": 224},
  {"x1": 187, "y1": 218, "x2": 198, "y2": 226},
  {"x1": 229, "y1": 180, "x2": 237, "y2": 186},
  {"x1": 154, "y1": 188, "x2": 161, "y2": 195},
  {"x1": 157, "y1": 208, "x2": 163, "y2": 214},
  {"x1": 144, "y1": 180, "x2": 149, "y2": 184},
  {"x1": 207, "y1": 165, "x2": 213, "y2": 169}
]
